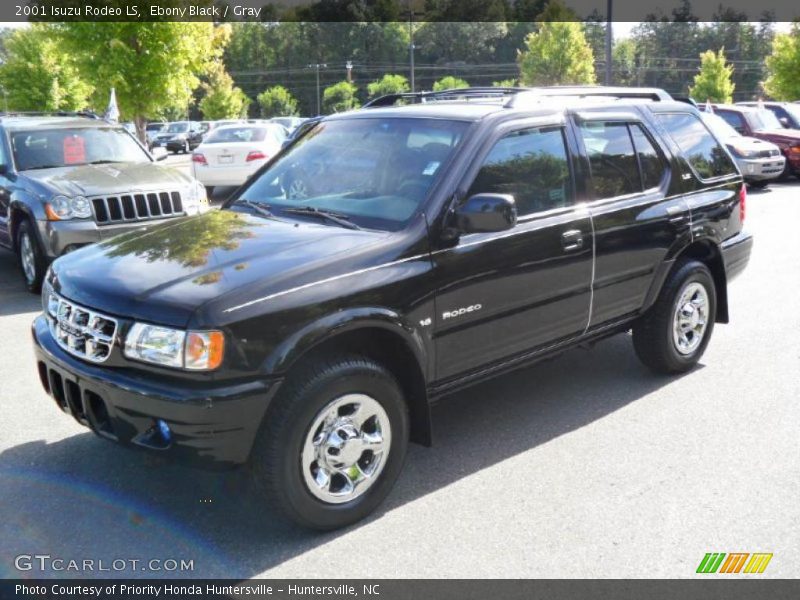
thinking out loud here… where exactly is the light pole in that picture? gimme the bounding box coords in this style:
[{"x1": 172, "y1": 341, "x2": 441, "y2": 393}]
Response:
[
  {"x1": 406, "y1": 8, "x2": 424, "y2": 93},
  {"x1": 346, "y1": 60, "x2": 353, "y2": 83},
  {"x1": 605, "y1": 0, "x2": 613, "y2": 86},
  {"x1": 308, "y1": 63, "x2": 327, "y2": 115}
]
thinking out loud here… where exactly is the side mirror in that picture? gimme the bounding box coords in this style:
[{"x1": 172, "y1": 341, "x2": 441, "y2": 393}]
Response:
[
  {"x1": 454, "y1": 193, "x2": 517, "y2": 234},
  {"x1": 151, "y1": 146, "x2": 168, "y2": 161}
]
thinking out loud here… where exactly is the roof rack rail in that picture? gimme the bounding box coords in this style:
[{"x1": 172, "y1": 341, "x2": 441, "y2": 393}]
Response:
[
  {"x1": 506, "y1": 86, "x2": 674, "y2": 108},
  {"x1": 0, "y1": 110, "x2": 101, "y2": 119},
  {"x1": 363, "y1": 87, "x2": 526, "y2": 108}
]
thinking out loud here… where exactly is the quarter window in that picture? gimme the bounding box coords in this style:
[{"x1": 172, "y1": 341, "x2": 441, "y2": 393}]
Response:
[
  {"x1": 467, "y1": 127, "x2": 573, "y2": 217},
  {"x1": 656, "y1": 113, "x2": 737, "y2": 180}
]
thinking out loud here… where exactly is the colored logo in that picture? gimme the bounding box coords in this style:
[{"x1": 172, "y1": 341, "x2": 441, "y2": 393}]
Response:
[{"x1": 696, "y1": 553, "x2": 773, "y2": 574}]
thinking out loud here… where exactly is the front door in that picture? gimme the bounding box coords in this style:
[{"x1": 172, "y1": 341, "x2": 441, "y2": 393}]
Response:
[{"x1": 432, "y1": 123, "x2": 594, "y2": 381}]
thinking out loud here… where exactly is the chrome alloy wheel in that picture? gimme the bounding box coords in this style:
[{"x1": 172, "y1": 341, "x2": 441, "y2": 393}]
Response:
[
  {"x1": 301, "y1": 394, "x2": 391, "y2": 504},
  {"x1": 672, "y1": 281, "x2": 709, "y2": 355},
  {"x1": 20, "y1": 233, "x2": 35, "y2": 283}
]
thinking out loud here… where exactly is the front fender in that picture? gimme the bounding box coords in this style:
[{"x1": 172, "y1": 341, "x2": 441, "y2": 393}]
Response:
[{"x1": 261, "y1": 306, "x2": 429, "y2": 379}]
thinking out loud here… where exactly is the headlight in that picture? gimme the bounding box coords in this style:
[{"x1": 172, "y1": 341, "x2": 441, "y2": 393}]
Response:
[
  {"x1": 45, "y1": 195, "x2": 92, "y2": 220},
  {"x1": 788, "y1": 145, "x2": 800, "y2": 154},
  {"x1": 730, "y1": 144, "x2": 758, "y2": 158},
  {"x1": 124, "y1": 323, "x2": 224, "y2": 370},
  {"x1": 185, "y1": 180, "x2": 208, "y2": 213}
]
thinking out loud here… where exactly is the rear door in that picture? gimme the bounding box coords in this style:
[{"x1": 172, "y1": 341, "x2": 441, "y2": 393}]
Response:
[
  {"x1": 572, "y1": 110, "x2": 690, "y2": 328},
  {"x1": 432, "y1": 119, "x2": 594, "y2": 381}
]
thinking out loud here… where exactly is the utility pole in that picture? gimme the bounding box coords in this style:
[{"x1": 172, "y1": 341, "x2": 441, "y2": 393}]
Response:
[
  {"x1": 308, "y1": 63, "x2": 327, "y2": 115},
  {"x1": 346, "y1": 60, "x2": 353, "y2": 83},
  {"x1": 406, "y1": 6, "x2": 424, "y2": 93},
  {"x1": 605, "y1": 0, "x2": 613, "y2": 86}
]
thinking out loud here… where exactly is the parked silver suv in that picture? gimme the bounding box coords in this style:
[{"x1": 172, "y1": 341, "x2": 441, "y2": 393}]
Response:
[{"x1": 0, "y1": 115, "x2": 208, "y2": 292}]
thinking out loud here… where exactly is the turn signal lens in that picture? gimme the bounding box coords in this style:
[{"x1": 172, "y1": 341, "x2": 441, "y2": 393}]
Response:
[
  {"x1": 788, "y1": 145, "x2": 800, "y2": 154},
  {"x1": 44, "y1": 204, "x2": 63, "y2": 221},
  {"x1": 739, "y1": 184, "x2": 746, "y2": 224},
  {"x1": 185, "y1": 330, "x2": 224, "y2": 370}
]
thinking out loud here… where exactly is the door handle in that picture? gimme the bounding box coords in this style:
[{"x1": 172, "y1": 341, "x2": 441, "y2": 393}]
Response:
[{"x1": 561, "y1": 229, "x2": 584, "y2": 252}]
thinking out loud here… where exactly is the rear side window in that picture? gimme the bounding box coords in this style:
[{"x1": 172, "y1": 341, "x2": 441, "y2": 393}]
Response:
[
  {"x1": 717, "y1": 110, "x2": 746, "y2": 133},
  {"x1": 578, "y1": 122, "x2": 640, "y2": 198},
  {"x1": 629, "y1": 125, "x2": 666, "y2": 190},
  {"x1": 467, "y1": 126, "x2": 573, "y2": 216},
  {"x1": 657, "y1": 113, "x2": 737, "y2": 179}
]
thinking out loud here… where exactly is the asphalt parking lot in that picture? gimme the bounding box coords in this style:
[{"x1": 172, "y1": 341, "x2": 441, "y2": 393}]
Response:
[{"x1": 0, "y1": 181, "x2": 798, "y2": 579}]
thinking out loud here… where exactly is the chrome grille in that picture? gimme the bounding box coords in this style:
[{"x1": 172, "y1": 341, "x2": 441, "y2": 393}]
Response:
[
  {"x1": 757, "y1": 148, "x2": 781, "y2": 158},
  {"x1": 46, "y1": 292, "x2": 118, "y2": 363},
  {"x1": 91, "y1": 191, "x2": 184, "y2": 225}
]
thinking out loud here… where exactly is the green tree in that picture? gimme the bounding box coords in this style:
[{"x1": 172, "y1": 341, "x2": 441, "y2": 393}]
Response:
[
  {"x1": 689, "y1": 48, "x2": 735, "y2": 103},
  {"x1": 257, "y1": 85, "x2": 299, "y2": 118},
  {"x1": 367, "y1": 74, "x2": 410, "y2": 99},
  {"x1": 432, "y1": 76, "x2": 470, "y2": 92},
  {"x1": 0, "y1": 24, "x2": 92, "y2": 112},
  {"x1": 765, "y1": 24, "x2": 800, "y2": 101},
  {"x1": 493, "y1": 78, "x2": 518, "y2": 87},
  {"x1": 612, "y1": 38, "x2": 639, "y2": 87},
  {"x1": 57, "y1": 23, "x2": 229, "y2": 140},
  {"x1": 322, "y1": 81, "x2": 358, "y2": 113},
  {"x1": 517, "y1": 21, "x2": 596, "y2": 86},
  {"x1": 199, "y1": 61, "x2": 250, "y2": 120}
]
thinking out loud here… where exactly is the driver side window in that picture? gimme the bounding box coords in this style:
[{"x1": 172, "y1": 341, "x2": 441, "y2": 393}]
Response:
[{"x1": 467, "y1": 126, "x2": 573, "y2": 217}]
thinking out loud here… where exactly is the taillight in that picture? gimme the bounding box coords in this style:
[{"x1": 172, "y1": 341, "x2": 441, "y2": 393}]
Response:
[
  {"x1": 246, "y1": 151, "x2": 267, "y2": 162},
  {"x1": 192, "y1": 153, "x2": 207, "y2": 165},
  {"x1": 739, "y1": 184, "x2": 746, "y2": 224}
]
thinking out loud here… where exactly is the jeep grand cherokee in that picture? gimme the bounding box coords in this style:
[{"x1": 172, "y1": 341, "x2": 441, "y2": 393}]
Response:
[{"x1": 32, "y1": 87, "x2": 752, "y2": 530}]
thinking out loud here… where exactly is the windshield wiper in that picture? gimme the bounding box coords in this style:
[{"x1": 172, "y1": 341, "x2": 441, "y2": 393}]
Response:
[
  {"x1": 25, "y1": 164, "x2": 63, "y2": 170},
  {"x1": 281, "y1": 206, "x2": 361, "y2": 230},
  {"x1": 85, "y1": 160, "x2": 125, "y2": 165},
  {"x1": 233, "y1": 199, "x2": 278, "y2": 220}
]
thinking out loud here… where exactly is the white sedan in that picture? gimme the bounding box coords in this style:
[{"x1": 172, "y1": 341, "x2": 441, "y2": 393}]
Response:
[{"x1": 191, "y1": 124, "x2": 286, "y2": 193}]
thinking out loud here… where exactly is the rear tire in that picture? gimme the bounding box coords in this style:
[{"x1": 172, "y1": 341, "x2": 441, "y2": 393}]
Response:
[
  {"x1": 633, "y1": 260, "x2": 716, "y2": 374},
  {"x1": 249, "y1": 355, "x2": 409, "y2": 530},
  {"x1": 16, "y1": 220, "x2": 47, "y2": 294}
]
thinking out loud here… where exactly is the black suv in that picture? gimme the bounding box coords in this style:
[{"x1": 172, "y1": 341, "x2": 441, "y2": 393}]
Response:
[{"x1": 32, "y1": 87, "x2": 752, "y2": 530}]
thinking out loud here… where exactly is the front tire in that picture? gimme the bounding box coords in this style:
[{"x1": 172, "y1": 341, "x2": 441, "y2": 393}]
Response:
[
  {"x1": 250, "y1": 355, "x2": 409, "y2": 530},
  {"x1": 633, "y1": 260, "x2": 716, "y2": 374},
  {"x1": 17, "y1": 220, "x2": 47, "y2": 294}
]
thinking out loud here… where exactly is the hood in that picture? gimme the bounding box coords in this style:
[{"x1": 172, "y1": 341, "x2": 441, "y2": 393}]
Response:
[
  {"x1": 24, "y1": 162, "x2": 193, "y2": 198},
  {"x1": 50, "y1": 209, "x2": 391, "y2": 327},
  {"x1": 753, "y1": 129, "x2": 800, "y2": 146},
  {"x1": 725, "y1": 136, "x2": 781, "y2": 153}
]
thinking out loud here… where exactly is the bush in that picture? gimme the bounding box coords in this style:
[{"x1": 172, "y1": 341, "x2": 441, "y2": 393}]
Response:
[
  {"x1": 432, "y1": 76, "x2": 470, "y2": 92},
  {"x1": 367, "y1": 74, "x2": 410, "y2": 98},
  {"x1": 257, "y1": 86, "x2": 299, "y2": 118},
  {"x1": 323, "y1": 81, "x2": 359, "y2": 113}
]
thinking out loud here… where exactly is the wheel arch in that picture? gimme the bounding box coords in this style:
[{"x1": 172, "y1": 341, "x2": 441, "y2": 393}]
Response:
[
  {"x1": 645, "y1": 238, "x2": 728, "y2": 323},
  {"x1": 264, "y1": 312, "x2": 433, "y2": 447}
]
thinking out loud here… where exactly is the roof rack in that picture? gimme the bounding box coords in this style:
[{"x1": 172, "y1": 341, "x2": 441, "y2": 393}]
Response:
[
  {"x1": 363, "y1": 87, "x2": 526, "y2": 108},
  {"x1": 505, "y1": 86, "x2": 674, "y2": 108},
  {"x1": 0, "y1": 110, "x2": 101, "y2": 120},
  {"x1": 364, "y1": 86, "x2": 678, "y2": 109}
]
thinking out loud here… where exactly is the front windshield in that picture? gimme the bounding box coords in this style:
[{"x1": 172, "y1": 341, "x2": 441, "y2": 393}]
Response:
[
  {"x1": 702, "y1": 113, "x2": 741, "y2": 140},
  {"x1": 166, "y1": 122, "x2": 189, "y2": 133},
  {"x1": 751, "y1": 109, "x2": 783, "y2": 131},
  {"x1": 146, "y1": 123, "x2": 164, "y2": 132},
  {"x1": 11, "y1": 127, "x2": 150, "y2": 171},
  {"x1": 237, "y1": 117, "x2": 469, "y2": 231}
]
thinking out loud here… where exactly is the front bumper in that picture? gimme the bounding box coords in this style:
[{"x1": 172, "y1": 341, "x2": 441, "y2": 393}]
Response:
[
  {"x1": 32, "y1": 315, "x2": 281, "y2": 469},
  {"x1": 735, "y1": 156, "x2": 786, "y2": 181},
  {"x1": 721, "y1": 231, "x2": 753, "y2": 283},
  {"x1": 36, "y1": 216, "x2": 185, "y2": 259}
]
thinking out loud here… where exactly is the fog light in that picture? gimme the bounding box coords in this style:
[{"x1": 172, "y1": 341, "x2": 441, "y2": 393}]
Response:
[{"x1": 156, "y1": 419, "x2": 172, "y2": 444}]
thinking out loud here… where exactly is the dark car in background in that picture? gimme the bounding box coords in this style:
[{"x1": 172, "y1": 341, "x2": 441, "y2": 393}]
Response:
[
  {"x1": 32, "y1": 87, "x2": 751, "y2": 530},
  {"x1": 152, "y1": 121, "x2": 204, "y2": 154},
  {"x1": 0, "y1": 115, "x2": 209, "y2": 292},
  {"x1": 711, "y1": 103, "x2": 800, "y2": 177}
]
